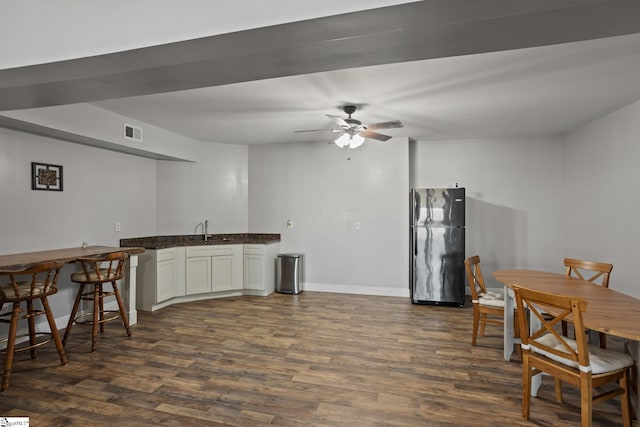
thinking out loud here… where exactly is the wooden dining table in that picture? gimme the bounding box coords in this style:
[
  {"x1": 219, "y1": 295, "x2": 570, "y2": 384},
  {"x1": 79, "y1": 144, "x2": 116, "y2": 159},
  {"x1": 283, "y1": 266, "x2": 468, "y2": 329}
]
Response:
[
  {"x1": 0, "y1": 245, "x2": 144, "y2": 325},
  {"x1": 494, "y1": 269, "x2": 640, "y2": 414}
]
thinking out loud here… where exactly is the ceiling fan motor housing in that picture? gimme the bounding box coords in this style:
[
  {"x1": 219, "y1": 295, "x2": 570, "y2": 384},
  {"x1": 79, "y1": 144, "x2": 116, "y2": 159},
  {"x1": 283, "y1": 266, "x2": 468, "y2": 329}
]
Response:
[
  {"x1": 342, "y1": 105, "x2": 357, "y2": 116},
  {"x1": 342, "y1": 105, "x2": 362, "y2": 125}
]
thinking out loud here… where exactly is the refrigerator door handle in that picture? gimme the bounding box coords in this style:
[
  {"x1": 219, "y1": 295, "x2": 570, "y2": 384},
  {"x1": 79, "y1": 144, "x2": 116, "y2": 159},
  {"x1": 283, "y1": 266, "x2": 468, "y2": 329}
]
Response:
[{"x1": 410, "y1": 189, "x2": 415, "y2": 226}]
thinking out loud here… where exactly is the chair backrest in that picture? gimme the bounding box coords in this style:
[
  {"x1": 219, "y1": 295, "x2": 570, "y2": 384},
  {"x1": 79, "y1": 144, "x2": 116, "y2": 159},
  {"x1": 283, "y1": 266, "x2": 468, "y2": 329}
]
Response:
[
  {"x1": 513, "y1": 285, "x2": 589, "y2": 369},
  {"x1": 564, "y1": 258, "x2": 612, "y2": 288},
  {"x1": 0, "y1": 260, "x2": 65, "y2": 299},
  {"x1": 464, "y1": 255, "x2": 486, "y2": 302},
  {"x1": 76, "y1": 251, "x2": 129, "y2": 283}
]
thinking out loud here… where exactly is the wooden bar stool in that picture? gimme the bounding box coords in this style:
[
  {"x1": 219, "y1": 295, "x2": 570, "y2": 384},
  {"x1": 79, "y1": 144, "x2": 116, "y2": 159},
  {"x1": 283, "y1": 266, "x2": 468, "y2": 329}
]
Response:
[
  {"x1": 0, "y1": 261, "x2": 68, "y2": 391},
  {"x1": 63, "y1": 252, "x2": 131, "y2": 352}
]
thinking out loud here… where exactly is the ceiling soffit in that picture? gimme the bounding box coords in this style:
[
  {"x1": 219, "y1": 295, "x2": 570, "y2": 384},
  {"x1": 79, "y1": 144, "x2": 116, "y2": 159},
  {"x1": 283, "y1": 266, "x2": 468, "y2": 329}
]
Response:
[{"x1": 2, "y1": 0, "x2": 640, "y2": 111}]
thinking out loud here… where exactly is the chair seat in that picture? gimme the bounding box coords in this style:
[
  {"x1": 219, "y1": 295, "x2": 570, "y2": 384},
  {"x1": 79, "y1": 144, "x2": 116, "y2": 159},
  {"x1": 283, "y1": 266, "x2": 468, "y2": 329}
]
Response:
[
  {"x1": 0, "y1": 281, "x2": 56, "y2": 301},
  {"x1": 71, "y1": 269, "x2": 118, "y2": 283},
  {"x1": 533, "y1": 333, "x2": 634, "y2": 374},
  {"x1": 484, "y1": 289, "x2": 505, "y2": 299},
  {"x1": 479, "y1": 291, "x2": 505, "y2": 308}
]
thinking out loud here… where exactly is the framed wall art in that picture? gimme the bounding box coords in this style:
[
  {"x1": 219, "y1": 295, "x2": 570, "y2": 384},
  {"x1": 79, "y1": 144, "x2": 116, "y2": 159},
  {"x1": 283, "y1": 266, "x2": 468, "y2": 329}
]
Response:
[{"x1": 31, "y1": 162, "x2": 63, "y2": 191}]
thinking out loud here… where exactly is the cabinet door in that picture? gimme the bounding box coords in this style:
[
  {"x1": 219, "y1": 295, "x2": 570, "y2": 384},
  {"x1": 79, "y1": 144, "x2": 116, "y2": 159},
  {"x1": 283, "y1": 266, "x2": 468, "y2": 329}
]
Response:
[
  {"x1": 156, "y1": 258, "x2": 176, "y2": 303},
  {"x1": 186, "y1": 256, "x2": 212, "y2": 295},
  {"x1": 244, "y1": 254, "x2": 264, "y2": 290},
  {"x1": 211, "y1": 255, "x2": 234, "y2": 292}
]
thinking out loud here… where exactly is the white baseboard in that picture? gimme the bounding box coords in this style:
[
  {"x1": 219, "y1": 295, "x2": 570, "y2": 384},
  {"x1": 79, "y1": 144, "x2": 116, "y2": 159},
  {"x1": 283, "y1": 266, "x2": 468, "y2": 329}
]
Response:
[{"x1": 302, "y1": 282, "x2": 410, "y2": 298}]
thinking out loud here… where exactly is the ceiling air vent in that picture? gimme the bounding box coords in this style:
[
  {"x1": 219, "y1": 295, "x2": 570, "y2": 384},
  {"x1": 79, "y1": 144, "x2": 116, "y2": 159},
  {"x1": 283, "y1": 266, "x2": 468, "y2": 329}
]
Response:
[{"x1": 124, "y1": 123, "x2": 143, "y2": 142}]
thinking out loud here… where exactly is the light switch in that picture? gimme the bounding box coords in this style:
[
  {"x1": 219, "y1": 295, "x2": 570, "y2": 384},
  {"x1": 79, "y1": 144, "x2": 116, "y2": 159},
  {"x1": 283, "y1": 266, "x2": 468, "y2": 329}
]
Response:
[{"x1": 286, "y1": 219, "x2": 293, "y2": 229}]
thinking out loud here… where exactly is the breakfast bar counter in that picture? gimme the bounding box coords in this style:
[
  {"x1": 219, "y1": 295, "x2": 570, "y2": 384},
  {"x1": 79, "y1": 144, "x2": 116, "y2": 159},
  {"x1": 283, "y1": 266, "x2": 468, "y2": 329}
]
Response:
[
  {"x1": 0, "y1": 245, "x2": 145, "y2": 324},
  {"x1": 0, "y1": 245, "x2": 144, "y2": 272}
]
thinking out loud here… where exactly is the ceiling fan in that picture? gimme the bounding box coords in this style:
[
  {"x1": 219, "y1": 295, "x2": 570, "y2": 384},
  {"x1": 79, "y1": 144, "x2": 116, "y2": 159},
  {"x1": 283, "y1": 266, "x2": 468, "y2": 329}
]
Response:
[{"x1": 295, "y1": 105, "x2": 403, "y2": 149}]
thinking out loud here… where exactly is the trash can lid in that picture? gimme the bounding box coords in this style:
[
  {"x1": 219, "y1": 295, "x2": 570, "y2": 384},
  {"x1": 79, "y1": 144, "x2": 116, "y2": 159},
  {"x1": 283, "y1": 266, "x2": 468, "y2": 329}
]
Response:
[{"x1": 277, "y1": 253, "x2": 303, "y2": 258}]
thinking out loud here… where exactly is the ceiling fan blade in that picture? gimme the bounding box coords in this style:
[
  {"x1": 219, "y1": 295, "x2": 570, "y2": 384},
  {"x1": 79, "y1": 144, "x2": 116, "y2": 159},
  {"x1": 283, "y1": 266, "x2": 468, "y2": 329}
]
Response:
[
  {"x1": 361, "y1": 130, "x2": 392, "y2": 142},
  {"x1": 294, "y1": 129, "x2": 334, "y2": 133},
  {"x1": 364, "y1": 120, "x2": 403, "y2": 130},
  {"x1": 326, "y1": 114, "x2": 350, "y2": 128},
  {"x1": 294, "y1": 128, "x2": 344, "y2": 133}
]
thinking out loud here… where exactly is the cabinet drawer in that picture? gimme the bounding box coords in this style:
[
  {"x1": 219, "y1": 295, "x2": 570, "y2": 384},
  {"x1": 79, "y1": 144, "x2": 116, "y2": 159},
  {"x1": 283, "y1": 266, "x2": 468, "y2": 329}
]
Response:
[
  {"x1": 244, "y1": 245, "x2": 265, "y2": 255},
  {"x1": 186, "y1": 245, "x2": 239, "y2": 257},
  {"x1": 157, "y1": 248, "x2": 176, "y2": 262}
]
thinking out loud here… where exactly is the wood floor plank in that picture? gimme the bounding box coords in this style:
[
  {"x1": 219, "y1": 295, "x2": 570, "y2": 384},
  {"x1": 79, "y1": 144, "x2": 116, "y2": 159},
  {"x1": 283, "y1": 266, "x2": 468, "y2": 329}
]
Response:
[{"x1": 0, "y1": 292, "x2": 629, "y2": 426}]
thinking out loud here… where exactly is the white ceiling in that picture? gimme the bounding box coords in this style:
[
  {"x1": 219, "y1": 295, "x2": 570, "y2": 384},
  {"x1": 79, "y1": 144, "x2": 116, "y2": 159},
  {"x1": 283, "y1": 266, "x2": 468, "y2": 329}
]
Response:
[{"x1": 91, "y1": 32, "x2": 640, "y2": 145}]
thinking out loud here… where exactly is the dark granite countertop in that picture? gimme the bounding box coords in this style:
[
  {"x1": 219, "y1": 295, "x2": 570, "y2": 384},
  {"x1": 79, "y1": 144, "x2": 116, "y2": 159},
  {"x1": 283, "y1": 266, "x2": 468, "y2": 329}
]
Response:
[{"x1": 120, "y1": 233, "x2": 280, "y2": 250}]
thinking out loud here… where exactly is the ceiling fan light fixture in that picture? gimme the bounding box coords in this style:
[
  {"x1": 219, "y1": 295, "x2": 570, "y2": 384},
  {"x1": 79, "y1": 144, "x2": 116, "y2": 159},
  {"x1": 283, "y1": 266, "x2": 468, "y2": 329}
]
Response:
[
  {"x1": 334, "y1": 133, "x2": 351, "y2": 148},
  {"x1": 349, "y1": 134, "x2": 365, "y2": 149},
  {"x1": 334, "y1": 133, "x2": 365, "y2": 149}
]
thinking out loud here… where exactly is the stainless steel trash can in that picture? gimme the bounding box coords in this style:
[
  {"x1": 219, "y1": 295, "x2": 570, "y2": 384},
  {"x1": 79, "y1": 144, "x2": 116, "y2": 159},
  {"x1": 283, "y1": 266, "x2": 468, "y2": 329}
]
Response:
[{"x1": 276, "y1": 254, "x2": 303, "y2": 294}]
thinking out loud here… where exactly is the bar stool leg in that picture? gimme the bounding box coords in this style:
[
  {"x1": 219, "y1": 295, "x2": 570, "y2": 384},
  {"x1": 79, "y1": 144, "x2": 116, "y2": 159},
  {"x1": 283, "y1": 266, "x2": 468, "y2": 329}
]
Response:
[
  {"x1": 2, "y1": 303, "x2": 20, "y2": 392},
  {"x1": 112, "y1": 280, "x2": 131, "y2": 336},
  {"x1": 26, "y1": 300, "x2": 37, "y2": 359},
  {"x1": 92, "y1": 284, "x2": 100, "y2": 352},
  {"x1": 41, "y1": 296, "x2": 68, "y2": 365},
  {"x1": 63, "y1": 283, "x2": 85, "y2": 346},
  {"x1": 99, "y1": 284, "x2": 105, "y2": 334}
]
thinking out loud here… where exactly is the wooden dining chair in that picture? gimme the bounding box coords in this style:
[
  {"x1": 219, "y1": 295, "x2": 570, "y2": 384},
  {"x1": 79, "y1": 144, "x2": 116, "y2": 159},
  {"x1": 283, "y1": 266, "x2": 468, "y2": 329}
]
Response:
[
  {"x1": 465, "y1": 255, "x2": 518, "y2": 350},
  {"x1": 513, "y1": 285, "x2": 633, "y2": 427},
  {"x1": 563, "y1": 258, "x2": 613, "y2": 349},
  {"x1": 0, "y1": 261, "x2": 68, "y2": 391},
  {"x1": 63, "y1": 252, "x2": 131, "y2": 352}
]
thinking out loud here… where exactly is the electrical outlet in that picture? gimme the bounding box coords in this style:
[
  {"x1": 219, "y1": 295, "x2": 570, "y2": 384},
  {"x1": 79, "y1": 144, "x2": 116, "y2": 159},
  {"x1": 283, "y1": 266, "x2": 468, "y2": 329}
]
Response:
[
  {"x1": 114, "y1": 222, "x2": 121, "y2": 232},
  {"x1": 355, "y1": 221, "x2": 361, "y2": 230}
]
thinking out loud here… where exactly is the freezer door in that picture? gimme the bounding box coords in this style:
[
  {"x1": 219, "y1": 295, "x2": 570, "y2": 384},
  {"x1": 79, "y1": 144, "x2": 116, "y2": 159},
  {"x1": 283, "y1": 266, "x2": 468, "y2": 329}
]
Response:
[
  {"x1": 412, "y1": 225, "x2": 465, "y2": 305},
  {"x1": 413, "y1": 188, "x2": 465, "y2": 228}
]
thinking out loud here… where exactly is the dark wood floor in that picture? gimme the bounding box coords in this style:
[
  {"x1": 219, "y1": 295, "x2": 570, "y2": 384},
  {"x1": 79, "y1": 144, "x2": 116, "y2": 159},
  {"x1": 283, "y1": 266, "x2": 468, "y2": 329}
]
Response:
[{"x1": 0, "y1": 292, "x2": 629, "y2": 426}]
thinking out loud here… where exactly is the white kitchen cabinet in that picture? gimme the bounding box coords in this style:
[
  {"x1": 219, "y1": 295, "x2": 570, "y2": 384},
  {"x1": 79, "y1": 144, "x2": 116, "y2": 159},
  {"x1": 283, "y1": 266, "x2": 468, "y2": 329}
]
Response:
[
  {"x1": 136, "y1": 241, "x2": 279, "y2": 311},
  {"x1": 156, "y1": 258, "x2": 176, "y2": 303},
  {"x1": 243, "y1": 243, "x2": 280, "y2": 296},
  {"x1": 185, "y1": 255, "x2": 211, "y2": 295},
  {"x1": 185, "y1": 245, "x2": 243, "y2": 295},
  {"x1": 136, "y1": 247, "x2": 185, "y2": 311}
]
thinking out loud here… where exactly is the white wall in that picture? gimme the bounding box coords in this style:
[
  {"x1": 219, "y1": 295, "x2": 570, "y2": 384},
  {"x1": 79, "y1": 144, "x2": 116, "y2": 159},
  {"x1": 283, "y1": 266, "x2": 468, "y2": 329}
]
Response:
[
  {"x1": 0, "y1": 128, "x2": 156, "y2": 254},
  {"x1": 411, "y1": 136, "x2": 567, "y2": 288},
  {"x1": 565, "y1": 100, "x2": 640, "y2": 297},
  {"x1": 248, "y1": 138, "x2": 409, "y2": 296},
  {"x1": 156, "y1": 142, "x2": 249, "y2": 235}
]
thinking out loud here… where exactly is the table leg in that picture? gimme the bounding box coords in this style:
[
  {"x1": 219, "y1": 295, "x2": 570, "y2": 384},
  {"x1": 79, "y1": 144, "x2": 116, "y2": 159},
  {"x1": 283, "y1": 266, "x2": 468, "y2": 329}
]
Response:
[
  {"x1": 506, "y1": 287, "x2": 542, "y2": 396},
  {"x1": 504, "y1": 286, "x2": 515, "y2": 361},
  {"x1": 125, "y1": 255, "x2": 138, "y2": 326}
]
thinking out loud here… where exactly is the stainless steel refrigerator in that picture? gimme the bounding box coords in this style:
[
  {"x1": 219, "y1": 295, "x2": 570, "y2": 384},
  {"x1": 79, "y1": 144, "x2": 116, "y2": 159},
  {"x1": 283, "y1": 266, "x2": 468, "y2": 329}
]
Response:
[{"x1": 410, "y1": 187, "x2": 465, "y2": 306}]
